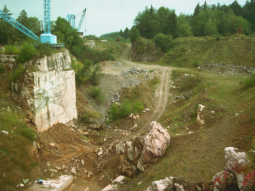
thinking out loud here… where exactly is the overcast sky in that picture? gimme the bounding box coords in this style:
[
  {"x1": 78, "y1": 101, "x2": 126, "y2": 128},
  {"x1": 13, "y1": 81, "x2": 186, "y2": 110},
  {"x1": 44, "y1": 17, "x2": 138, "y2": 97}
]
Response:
[{"x1": 1, "y1": 0, "x2": 248, "y2": 37}]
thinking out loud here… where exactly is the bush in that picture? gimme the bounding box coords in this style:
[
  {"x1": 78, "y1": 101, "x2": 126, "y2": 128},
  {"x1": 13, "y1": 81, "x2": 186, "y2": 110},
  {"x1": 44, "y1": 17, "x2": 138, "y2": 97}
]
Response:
[
  {"x1": 89, "y1": 86, "x2": 105, "y2": 103},
  {"x1": 21, "y1": 127, "x2": 37, "y2": 140},
  {"x1": 109, "y1": 104, "x2": 120, "y2": 121},
  {"x1": 215, "y1": 34, "x2": 221, "y2": 41},
  {"x1": 10, "y1": 63, "x2": 25, "y2": 82},
  {"x1": 153, "y1": 33, "x2": 174, "y2": 53},
  {"x1": 0, "y1": 48, "x2": 3, "y2": 54},
  {"x1": 4, "y1": 45, "x2": 19, "y2": 54},
  {"x1": 0, "y1": 63, "x2": 5, "y2": 73},
  {"x1": 35, "y1": 42, "x2": 51, "y2": 57},
  {"x1": 132, "y1": 100, "x2": 144, "y2": 114},
  {"x1": 91, "y1": 65, "x2": 103, "y2": 85},
  {"x1": 120, "y1": 100, "x2": 132, "y2": 118},
  {"x1": 243, "y1": 73, "x2": 255, "y2": 89},
  {"x1": 17, "y1": 42, "x2": 36, "y2": 63}
]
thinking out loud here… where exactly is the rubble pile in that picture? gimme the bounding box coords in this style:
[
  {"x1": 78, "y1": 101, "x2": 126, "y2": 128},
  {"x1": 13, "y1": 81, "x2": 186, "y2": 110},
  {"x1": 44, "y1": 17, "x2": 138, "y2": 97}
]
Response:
[{"x1": 122, "y1": 67, "x2": 149, "y2": 75}]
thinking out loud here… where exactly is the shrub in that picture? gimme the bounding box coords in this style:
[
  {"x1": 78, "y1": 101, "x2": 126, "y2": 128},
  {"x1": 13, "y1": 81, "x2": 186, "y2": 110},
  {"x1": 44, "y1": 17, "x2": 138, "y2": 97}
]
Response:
[
  {"x1": 10, "y1": 63, "x2": 25, "y2": 82},
  {"x1": 215, "y1": 34, "x2": 221, "y2": 41},
  {"x1": 0, "y1": 63, "x2": 5, "y2": 73},
  {"x1": 17, "y1": 42, "x2": 36, "y2": 63},
  {"x1": 120, "y1": 100, "x2": 132, "y2": 118},
  {"x1": 109, "y1": 104, "x2": 120, "y2": 121},
  {"x1": 90, "y1": 86, "x2": 101, "y2": 98},
  {"x1": 0, "y1": 48, "x2": 3, "y2": 54},
  {"x1": 132, "y1": 100, "x2": 144, "y2": 114},
  {"x1": 153, "y1": 33, "x2": 174, "y2": 53},
  {"x1": 35, "y1": 42, "x2": 51, "y2": 57},
  {"x1": 89, "y1": 86, "x2": 105, "y2": 103},
  {"x1": 91, "y1": 65, "x2": 103, "y2": 85},
  {"x1": 4, "y1": 45, "x2": 19, "y2": 54},
  {"x1": 243, "y1": 73, "x2": 255, "y2": 89},
  {"x1": 21, "y1": 127, "x2": 37, "y2": 140}
]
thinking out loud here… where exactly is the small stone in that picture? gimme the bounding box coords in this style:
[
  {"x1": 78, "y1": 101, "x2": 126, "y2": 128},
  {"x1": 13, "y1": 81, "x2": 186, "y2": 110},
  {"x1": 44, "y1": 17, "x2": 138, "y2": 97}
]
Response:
[
  {"x1": 99, "y1": 175, "x2": 104, "y2": 182},
  {"x1": 81, "y1": 160, "x2": 84, "y2": 165},
  {"x1": 23, "y1": 179, "x2": 29, "y2": 184},
  {"x1": 71, "y1": 167, "x2": 76, "y2": 175},
  {"x1": 138, "y1": 181, "x2": 142, "y2": 185}
]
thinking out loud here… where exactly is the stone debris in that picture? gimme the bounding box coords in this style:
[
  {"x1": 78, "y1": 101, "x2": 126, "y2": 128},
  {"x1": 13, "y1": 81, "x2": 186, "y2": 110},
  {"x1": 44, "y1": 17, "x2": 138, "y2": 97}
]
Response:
[
  {"x1": 1, "y1": 130, "x2": 8, "y2": 135},
  {"x1": 197, "y1": 104, "x2": 205, "y2": 127},
  {"x1": 28, "y1": 175, "x2": 73, "y2": 191},
  {"x1": 99, "y1": 175, "x2": 104, "y2": 182},
  {"x1": 71, "y1": 167, "x2": 76, "y2": 176},
  {"x1": 143, "y1": 108, "x2": 150, "y2": 113},
  {"x1": 199, "y1": 62, "x2": 255, "y2": 75},
  {"x1": 122, "y1": 67, "x2": 149, "y2": 75}
]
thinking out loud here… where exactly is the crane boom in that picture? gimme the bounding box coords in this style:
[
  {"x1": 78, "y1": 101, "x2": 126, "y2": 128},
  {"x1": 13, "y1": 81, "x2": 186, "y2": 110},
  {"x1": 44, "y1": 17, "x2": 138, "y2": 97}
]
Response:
[
  {"x1": 43, "y1": 0, "x2": 51, "y2": 34},
  {"x1": 77, "y1": 8, "x2": 86, "y2": 32},
  {"x1": 0, "y1": 10, "x2": 39, "y2": 41}
]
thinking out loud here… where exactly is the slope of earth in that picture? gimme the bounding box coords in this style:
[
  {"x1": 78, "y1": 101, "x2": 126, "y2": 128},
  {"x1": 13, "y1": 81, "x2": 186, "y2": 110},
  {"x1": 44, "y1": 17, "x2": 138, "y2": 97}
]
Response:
[
  {"x1": 159, "y1": 34, "x2": 255, "y2": 68},
  {"x1": 121, "y1": 69, "x2": 255, "y2": 190}
]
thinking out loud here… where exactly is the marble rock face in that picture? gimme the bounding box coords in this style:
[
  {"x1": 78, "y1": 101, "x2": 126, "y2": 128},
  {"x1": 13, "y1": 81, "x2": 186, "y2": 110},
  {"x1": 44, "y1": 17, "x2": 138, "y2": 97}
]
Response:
[{"x1": 12, "y1": 50, "x2": 77, "y2": 132}]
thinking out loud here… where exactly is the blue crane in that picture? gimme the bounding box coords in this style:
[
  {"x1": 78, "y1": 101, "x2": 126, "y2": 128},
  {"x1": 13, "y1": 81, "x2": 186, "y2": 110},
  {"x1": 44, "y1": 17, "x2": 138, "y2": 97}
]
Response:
[
  {"x1": 0, "y1": 10, "x2": 40, "y2": 41},
  {"x1": 66, "y1": 8, "x2": 86, "y2": 32},
  {"x1": 0, "y1": 0, "x2": 63, "y2": 46},
  {"x1": 77, "y1": 8, "x2": 86, "y2": 32},
  {"x1": 66, "y1": 14, "x2": 76, "y2": 28}
]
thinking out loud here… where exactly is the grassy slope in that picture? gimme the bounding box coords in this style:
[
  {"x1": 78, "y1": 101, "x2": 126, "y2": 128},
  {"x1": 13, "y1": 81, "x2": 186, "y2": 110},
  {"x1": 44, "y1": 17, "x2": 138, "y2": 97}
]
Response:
[
  {"x1": 159, "y1": 35, "x2": 255, "y2": 67},
  {"x1": 0, "y1": 68, "x2": 38, "y2": 190},
  {"x1": 120, "y1": 69, "x2": 255, "y2": 190},
  {"x1": 92, "y1": 41, "x2": 127, "y2": 59}
]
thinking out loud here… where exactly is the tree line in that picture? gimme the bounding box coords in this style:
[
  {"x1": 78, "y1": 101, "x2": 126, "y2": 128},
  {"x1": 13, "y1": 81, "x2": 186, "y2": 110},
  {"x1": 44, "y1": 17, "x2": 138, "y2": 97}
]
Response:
[{"x1": 126, "y1": 0, "x2": 255, "y2": 53}]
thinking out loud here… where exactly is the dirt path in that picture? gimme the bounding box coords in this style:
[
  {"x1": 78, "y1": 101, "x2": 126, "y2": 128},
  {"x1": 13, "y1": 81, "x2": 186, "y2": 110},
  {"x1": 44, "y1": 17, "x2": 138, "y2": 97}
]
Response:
[{"x1": 119, "y1": 44, "x2": 172, "y2": 134}]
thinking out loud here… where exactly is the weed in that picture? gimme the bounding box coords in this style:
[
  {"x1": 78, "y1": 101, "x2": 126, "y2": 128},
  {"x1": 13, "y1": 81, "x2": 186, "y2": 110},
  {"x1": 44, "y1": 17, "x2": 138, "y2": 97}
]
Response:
[
  {"x1": 243, "y1": 73, "x2": 255, "y2": 89},
  {"x1": 16, "y1": 42, "x2": 36, "y2": 63},
  {"x1": 10, "y1": 63, "x2": 25, "y2": 82},
  {"x1": 171, "y1": 70, "x2": 182, "y2": 80},
  {"x1": 21, "y1": 127, "x2": 37, "y2": 140},
  {"x1": 4, "y1": 45, "x2": 19, "y2": 54}
]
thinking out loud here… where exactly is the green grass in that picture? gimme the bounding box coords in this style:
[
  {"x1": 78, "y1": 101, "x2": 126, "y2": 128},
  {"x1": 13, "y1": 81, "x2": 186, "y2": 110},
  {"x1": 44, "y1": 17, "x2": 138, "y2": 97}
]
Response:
[
  {"x1": 0, "y1": 111, "x2": 38, "y2": 188},
  {"x1": 123, "y1": 68, "x2": 255, "y2": 190},
  {"x1": 159, "y1": 36, "x2": 255, "y2": 67}
]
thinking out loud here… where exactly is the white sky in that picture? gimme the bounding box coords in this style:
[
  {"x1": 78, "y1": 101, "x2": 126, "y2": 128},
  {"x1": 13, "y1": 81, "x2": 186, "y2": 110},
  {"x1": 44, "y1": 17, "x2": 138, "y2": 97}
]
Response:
[{"x1": 1, "y1": 0, "x2": 248, "y2": 37}]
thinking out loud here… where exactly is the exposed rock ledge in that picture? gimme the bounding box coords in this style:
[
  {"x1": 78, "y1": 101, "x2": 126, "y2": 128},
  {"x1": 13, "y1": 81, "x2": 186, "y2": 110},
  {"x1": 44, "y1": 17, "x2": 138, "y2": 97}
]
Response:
[{"x1": 12, "y1": 50, "x2": 77, "y2": 132}]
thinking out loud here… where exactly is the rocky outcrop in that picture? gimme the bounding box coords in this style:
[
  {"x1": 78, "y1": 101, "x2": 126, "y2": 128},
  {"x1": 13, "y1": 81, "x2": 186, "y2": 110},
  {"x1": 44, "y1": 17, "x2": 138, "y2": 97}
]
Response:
[
  {"x1": 211, "y1": 147, "x2": 254, "y2": 191},
  {"x1": 116, "y1": 121, "x2": 170, "y2": 176},
  {"x1": 12, "y1": 50, "x2": 77, "y2": 132},
  {"x1": 199, "y1": 63, "x2": 255, "y2": 75},
  {"x1": 130, "y1": 40, "x2": 164, "y2": 62}
]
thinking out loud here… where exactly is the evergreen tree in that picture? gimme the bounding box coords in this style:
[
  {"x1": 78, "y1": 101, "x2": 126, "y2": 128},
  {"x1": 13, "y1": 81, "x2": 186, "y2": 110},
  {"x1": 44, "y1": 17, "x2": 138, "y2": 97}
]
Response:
[
  {"x1": 129, "y1": 26, "x2": 140, "y2": 43},
  {"x1": 193, "y1": 3, "x2": 201, "y2": 17},
  {"x1": 203, "y1": 1, "x2": 208, "y2": 11},
  {"x1": 123, "y1": 27, "x2": 129, "y2": 39}
]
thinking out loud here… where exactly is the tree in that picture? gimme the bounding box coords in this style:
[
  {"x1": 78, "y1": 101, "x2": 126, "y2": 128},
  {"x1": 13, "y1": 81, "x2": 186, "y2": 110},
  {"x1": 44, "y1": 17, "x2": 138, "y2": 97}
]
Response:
[
  {"x1": 166, "y1": 11, "x2": 177, "y2": 38},
  {"x1": 123, "y1": 27, "x2": 129, "y2": 39},
  {"x1": 176, "y1": 14, "x2": 192, "y2": 37},
  {"x1": 205, "y1": 18, "x2": 218, "y2": 35},
  {"x1": 0, "y1": 5, "x2": 15, "y2": 44},
  {"x1": 193, "y1": 3, "x2": 201, "y2": 17},
  {"x1": 153, "y1": 33, "x2": 174, "y2": 53},
  {"x1": 134, "y1": 6, "x2": 160, "y2": 38},
  {"x1": 203, "y1": 1, "x2": 208, "y2": 11},
  {"x1": 229, "y1": 0, "x2": 242, "y2": 16},
  {"x1": 129, "y1": 26, "x2": 140, "y2": 43}
]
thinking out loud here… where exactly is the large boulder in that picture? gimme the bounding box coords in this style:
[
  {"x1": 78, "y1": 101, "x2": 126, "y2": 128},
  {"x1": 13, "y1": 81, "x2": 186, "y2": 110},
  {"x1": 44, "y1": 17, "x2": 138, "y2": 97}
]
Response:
[
  {"x1": 140, "y1": 121, "x2": 171, "y2": 164},
  {"x1": 116, "y1": 121, "x2": 170, "y2": 176},
  {"x1": 211, "y1": 147, "x2": 253, "y2": 191}
]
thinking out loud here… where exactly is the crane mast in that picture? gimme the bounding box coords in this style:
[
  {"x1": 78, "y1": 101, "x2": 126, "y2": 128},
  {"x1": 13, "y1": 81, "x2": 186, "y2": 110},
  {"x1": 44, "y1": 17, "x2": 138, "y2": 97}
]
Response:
[{"x1": 43, "y1": 0, "x2": 51, "y2": 34}]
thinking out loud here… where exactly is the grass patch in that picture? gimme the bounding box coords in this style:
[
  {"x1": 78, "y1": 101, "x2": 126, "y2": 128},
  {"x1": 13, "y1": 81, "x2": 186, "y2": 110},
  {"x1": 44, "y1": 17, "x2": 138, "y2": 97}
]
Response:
[{"x1": 0, "y1": 63, "x2": 5, "y2": 73}]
